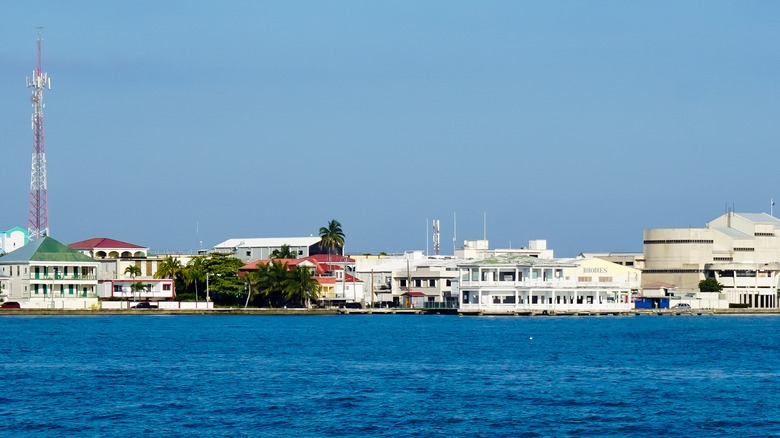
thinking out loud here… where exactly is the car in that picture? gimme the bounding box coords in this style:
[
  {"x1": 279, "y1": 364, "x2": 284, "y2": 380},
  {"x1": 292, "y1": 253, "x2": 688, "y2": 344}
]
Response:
[
  {"x1": 673, "y1": 303, "x2": 691, "y2": 309},
  {"x1": 132, "y1": 302, "x2": 158, "y2": 309},
  {"x1": 342, "y1": 302, "x2": 363, "y2": 309},
  {"x1": 0, "y1": 302, "x2": 20, "y2": 309}
]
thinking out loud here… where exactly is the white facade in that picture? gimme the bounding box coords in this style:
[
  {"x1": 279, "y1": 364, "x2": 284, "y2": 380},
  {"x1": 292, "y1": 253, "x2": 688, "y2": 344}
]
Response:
[
  {"x1": 0, "y1": 227, "x2": 27, "y2": 254},
  {"x1": 353, "y1": 251, "x2": 459, "y2": 307},
  {"x1": 644, "y1": 212, "x2": 780, "y2": 308},
  {"x1": 456, "y1": 255, "x2": 635, "y2": 312}
]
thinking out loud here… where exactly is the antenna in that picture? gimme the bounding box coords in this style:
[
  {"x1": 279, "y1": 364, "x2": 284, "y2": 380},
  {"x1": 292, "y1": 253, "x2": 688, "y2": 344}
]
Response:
[
  {"x1": 483, "y1": 212, "x2": 487, "y2": 241},
  {"x1": 453, "y1": 212, "x2": 457, "y2": 254},
  {"x1": 27, "y1": 28, "x2": 50, "y2": 241},
  {"x1": 432, "y1": 219, "x2": 440, "y2": 255}
]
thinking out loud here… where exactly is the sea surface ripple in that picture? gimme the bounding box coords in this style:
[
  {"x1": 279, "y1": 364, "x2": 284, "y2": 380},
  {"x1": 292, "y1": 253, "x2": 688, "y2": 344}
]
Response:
[{"x1": 0, "y1": 314, "x2": 778, "y2": 437}]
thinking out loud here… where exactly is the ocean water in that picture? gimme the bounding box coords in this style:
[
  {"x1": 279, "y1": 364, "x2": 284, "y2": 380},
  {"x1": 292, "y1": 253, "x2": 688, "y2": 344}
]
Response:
[{"x1": 0, "y1": 314, "x2": 778, "y2": 437}]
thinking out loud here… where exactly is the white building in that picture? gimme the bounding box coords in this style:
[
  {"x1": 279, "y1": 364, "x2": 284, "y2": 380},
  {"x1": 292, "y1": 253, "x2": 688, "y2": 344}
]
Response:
[
  {"x1": 69, "y1": 238, "x2": 175, "y2": 302},
  {"x1": 0, "y1": 237, "x2": 99, "y2": 309},
  {"x1": 644, "y1": 212, "x2": 780, "y2": 308},
  {"x1": 213, "y1": 237, "x2": 335, "y2": 263},
  {"x1": 456, "y1": 255, "x2": 636, "y2": 313},
  {"x1": 0, "y1": 227, "x2": 28, "y2": 254},
  {"x1": 353, "y1": 251, "x2": 460, "y2": 308}
]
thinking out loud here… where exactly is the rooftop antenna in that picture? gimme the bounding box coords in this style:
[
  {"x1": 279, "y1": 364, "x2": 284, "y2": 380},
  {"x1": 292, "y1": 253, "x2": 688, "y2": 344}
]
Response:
[
  {"x1": 27, "y1": 27, "x2": 51, "y2": 241},
  {"x1": 432, "y1": 219, "x2": 440, "y2": 255},
  {"x1": 483, "y1": 212, "x2": 487, "y2": 240},
  {"x1": 453, "y1": 212, "x2": 457, "y2": 254}
]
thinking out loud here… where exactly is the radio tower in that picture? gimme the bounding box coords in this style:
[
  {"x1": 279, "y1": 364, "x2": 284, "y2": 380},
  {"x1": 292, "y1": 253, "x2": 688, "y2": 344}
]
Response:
[{"x1": 26, "y1": 29, "x2": 51, "y2": 241}]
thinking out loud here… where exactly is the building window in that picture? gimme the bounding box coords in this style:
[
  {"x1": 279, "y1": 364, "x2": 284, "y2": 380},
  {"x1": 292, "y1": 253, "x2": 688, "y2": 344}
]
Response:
[
  {"x1": 113, "y1": 285, "x2": 123, "y2": 292},
  {"x1": 414, "y1": 279, "x2": 422, "y2": 288},
  {"x1": 578, "y1": 276, "x2": 592, "y2": 282},
  {"x1": 446, "y1": 280, "x2": 451, "y2": 287},
  {"x1": 246, "y1": 251, "x2": 251, "y2": 256},
  {"x1": 163, "y1": 284, "x2": 171, "y2": 291},
  {"x1": 598, "y1": 276, "x2": 613, "y2": 283},
  {"x1": 399, "y1": 279, "x2": 407, "y2": 287},
  {"x1": 428, "y1": 279, "x2": 436, "y2": 287}
]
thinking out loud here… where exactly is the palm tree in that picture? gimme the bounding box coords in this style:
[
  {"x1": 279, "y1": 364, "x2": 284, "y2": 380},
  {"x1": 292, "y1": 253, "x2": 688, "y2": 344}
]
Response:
[
  {"x1": 186, "y1": 256, "x2": 207, "y2": 301},
  {"x1": 319, "y1": 219, "x2": 345, "y2": 257},
  {"x1": 257, "y1": 260, "x2": 289, "y2": 307},
  {"x1": 283, "y1": 266, "x2": 320, "y2": 307},
  {"x1": 124, "y1": 264, "x2": 141, "y2": 280},
  {"x1": 319, "y1": 219, "x2": 345, "y2": 303},
  {"x1": 130, "y1": 281, "x2": 147, "y2": 301},
  {"x1": 155, "y1": 256, "x2": 184, "y2": 282},
  {"x1": 270, "y1": 244, "x2": 297, "y2": 259}
]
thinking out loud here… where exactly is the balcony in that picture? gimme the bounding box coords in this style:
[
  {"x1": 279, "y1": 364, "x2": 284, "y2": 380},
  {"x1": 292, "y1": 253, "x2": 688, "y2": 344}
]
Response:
[{"x1": 30, "y1": 274, "x2": 97, "y2": 281}]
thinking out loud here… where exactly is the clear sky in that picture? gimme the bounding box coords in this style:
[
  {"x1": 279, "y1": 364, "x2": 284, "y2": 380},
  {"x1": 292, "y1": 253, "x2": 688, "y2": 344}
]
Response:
[{"x1": 2, "y1": 1, "x2": 779, "y2": 257}]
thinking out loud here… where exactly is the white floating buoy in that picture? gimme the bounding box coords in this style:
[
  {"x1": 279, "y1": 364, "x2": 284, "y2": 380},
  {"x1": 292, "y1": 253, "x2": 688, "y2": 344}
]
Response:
[{"x1": 529, "y1": 336, "x2": 533, "y2": 340}]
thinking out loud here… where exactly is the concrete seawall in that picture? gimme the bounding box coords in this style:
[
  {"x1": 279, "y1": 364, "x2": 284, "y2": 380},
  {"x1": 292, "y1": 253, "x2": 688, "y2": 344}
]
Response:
[{"x1": 2, "y1": 308, "x2": 780, "y2": 316}]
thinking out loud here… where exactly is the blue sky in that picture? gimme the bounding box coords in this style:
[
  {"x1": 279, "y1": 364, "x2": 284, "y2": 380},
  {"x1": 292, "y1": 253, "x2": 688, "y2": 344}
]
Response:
[{"x1": 2, "y1": 1, "x2": 779, "y2": 257}]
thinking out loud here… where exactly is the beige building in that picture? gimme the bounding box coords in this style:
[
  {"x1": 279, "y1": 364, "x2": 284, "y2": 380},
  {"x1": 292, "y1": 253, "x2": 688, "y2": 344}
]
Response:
[{"x1": 643, "y1": 212, "x2": 780, "y2": 308}]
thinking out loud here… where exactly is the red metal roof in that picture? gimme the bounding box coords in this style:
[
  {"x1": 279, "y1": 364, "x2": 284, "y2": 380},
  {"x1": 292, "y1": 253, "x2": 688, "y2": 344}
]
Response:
[
  {"x1": 69, "y1": 238, "x2": 146, "y2": 249},
  {"x1": 305, "y1": 254, "x2": 354, "y2": 263},
  {"x1": 403, "y1": 292, "x2": 426, "y2": 297}
]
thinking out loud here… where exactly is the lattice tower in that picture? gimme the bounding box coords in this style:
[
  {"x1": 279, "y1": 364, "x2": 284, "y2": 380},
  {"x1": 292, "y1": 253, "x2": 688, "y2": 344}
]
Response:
[{"x1": 26, "y1": 29, "x2": 51, "y2": 241}]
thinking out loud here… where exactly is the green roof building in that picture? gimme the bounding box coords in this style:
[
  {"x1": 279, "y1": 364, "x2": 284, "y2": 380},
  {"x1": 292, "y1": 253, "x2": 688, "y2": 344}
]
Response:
[{"x1": 0, "y1": 236, "x2": 99, "y2": 309}]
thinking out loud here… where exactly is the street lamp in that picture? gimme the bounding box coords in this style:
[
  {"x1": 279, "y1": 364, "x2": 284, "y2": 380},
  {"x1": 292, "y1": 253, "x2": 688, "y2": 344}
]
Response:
[{"x1": 206, "y1": 273, "x2": 222, "y2": 303}]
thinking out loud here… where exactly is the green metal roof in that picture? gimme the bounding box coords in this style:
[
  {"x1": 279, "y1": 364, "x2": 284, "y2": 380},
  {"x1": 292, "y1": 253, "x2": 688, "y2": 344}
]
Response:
[{"x1": 0, "y1": 236, "x2": 96, "y2": 263}]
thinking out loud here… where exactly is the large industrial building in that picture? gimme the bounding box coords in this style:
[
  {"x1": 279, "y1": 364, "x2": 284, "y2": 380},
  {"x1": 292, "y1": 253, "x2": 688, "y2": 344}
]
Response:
[{"x1": 643, "y1": 212, "x2": 780, "y2": 308}]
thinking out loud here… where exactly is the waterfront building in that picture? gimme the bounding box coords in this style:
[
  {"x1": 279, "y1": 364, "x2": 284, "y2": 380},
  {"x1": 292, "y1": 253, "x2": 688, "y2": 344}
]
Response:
[
  {"x1": 455, "y1": 255, "x2": 635, "y2": 312},
  {"x1": 239, "y1": 254, "x2": 363, "y2": 306},
  {"x1": 213, "y1": 237, "x2": 336, "y2": 263},
  {"x1": 69, "y1": 238, "x2": 176, "y2": 302},
  {"x1": 353, "y1": 251, "x2": 459, "y2": 308},
  {"x1": 0, "y1": 236, "x2": 99, "y2": 309},
  {"x1": 643, "y1": 212, "x2": 780, "y2": 308},
  {"x1": 0, "y1": 227, "x2": 28, "y2": 254}
]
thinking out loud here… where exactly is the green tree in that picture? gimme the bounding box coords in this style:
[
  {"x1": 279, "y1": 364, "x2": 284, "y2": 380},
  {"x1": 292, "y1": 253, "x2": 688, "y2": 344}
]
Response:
[
  {"x1": 319, "y1": 219, "x2": 345, "y2": 257},
  {"x1": 256, "y1": 260, "x2": 290, "y2": 307},
  {"x1": 699, "y1": 278, "x2": 724, "y2": 292},
  {"x1": 270, "y1": 244, "x2": 297, "y2": 259},
  {"x1": 185, "y1": 256, "x2": 207, "y2": 301},
  {"x1": 155, "y1": 257, "x2": 184, "y2": 282},
  {"x1": 201, "y1": 252, "x2": 245, "y2": 305},
  {"x1": 124, "y1": 264, "x2": 141, "y2": 279},
  {"x1": 283, "y1": 266, "x2": 320, "y2": 307},
  {"x1": 130, "y1": 281, "x2": 147, "y2": 300}
]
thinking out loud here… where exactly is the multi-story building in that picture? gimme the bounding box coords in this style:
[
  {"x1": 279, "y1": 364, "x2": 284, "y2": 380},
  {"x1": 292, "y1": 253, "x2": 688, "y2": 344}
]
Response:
[
  {"x1": 69, "y1": 238, "x2": 176, "y2": 302},
  {"x1": 239, "y1": 254, "x2": 363, "y2": 306},
  {"x1": 643, "y1": 212, "x2": 780, "y2": 308},
  {"x1": 0, "y1": 236, "x2": 99, "y2": 309},
  {"x1": 455, "y1": 255, "x2": 636, "y2": 312}
]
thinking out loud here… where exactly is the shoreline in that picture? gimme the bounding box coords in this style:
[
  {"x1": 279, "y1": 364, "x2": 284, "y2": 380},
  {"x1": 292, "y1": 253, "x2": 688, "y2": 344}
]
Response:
[{"x1": 1, "y1": 308, "x2": 780, "y2": 316}]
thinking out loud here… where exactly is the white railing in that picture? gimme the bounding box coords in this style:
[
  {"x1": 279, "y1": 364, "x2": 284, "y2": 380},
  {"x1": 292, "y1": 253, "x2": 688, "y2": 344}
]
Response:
[
  {"x1": 460, "y1": 302, "x2": 633, "y2": 312},
  {"x1": 459, "y1": 279, "x2": 633, "y2": 289}
]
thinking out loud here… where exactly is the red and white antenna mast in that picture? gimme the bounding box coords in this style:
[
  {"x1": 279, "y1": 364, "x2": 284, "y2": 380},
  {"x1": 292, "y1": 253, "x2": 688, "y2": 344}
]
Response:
[{"x1": 26, "y1": 28, "x2": 51, "y2": 241}]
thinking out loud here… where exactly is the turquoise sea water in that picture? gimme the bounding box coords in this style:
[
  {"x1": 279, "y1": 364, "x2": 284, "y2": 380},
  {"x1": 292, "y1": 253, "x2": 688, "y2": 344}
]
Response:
[{"x1": 0, "y1": 314, "x2": 778, "y2": 437}]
